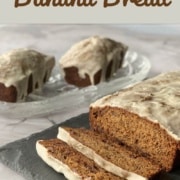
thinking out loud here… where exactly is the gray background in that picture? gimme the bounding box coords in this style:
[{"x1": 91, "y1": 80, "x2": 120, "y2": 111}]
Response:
[{"x1": 0, "y1": 1, "x2": 180, "y2": 23}]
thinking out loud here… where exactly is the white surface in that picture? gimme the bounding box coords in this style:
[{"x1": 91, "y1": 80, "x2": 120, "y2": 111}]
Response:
[{"x1": 0, "y1": 25, "x2": 180, "y2": 180}]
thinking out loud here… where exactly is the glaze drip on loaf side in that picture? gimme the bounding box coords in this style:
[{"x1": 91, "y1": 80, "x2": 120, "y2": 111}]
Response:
[
  {"x1": 59, "y1": 36, "x2": 128, "y2": 86},
  {"x1": 0, "y1": 49, "x2": 55, "y2": 101},
  {"x1": 91, "y1": 71, "x2": 180, "y2": 139}
]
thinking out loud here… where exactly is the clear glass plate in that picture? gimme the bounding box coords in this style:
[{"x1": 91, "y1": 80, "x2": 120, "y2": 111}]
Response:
[{"x1": 0, "y1": 50, "x2": 151, "y2": 119}]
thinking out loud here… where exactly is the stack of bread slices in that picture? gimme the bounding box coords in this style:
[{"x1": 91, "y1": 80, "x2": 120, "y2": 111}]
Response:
[{"x1": 36, "y1": 71, "x2": 180, "y2": 180}]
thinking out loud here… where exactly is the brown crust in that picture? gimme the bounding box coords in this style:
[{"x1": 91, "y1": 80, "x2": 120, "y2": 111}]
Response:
[
  {"x1": 43, "y1": 71, "x2": 48, "y2": 83},
  {"x1": 105, "y1": 60, "x2": 113, "y2": 79},
  {"x1": 90, "y1": 106, "x2": 179, "y2": 171},
  {"x1": 0, "y1": 83, "x2": 17, "y2": 102},
  {"x1": 94, "y1": 69, "x2": 102, "y2": 85},
  {"x1": 63, "y1": 66, "x2": 101, "y2": 87},
  {"x1": 0, "y1": 74, "x2": 34, "y2": 103},
  {"x1": 0, "y1": 68, "x2": 54, "y2": 103},
  {"x1": 27, "y1": 74, "x2": 33, "y2": 94}
]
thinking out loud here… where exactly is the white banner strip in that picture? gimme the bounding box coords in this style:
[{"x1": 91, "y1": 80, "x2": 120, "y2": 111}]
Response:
[{"x1": 0, "y1": 0, "x2": 179, "y2": 23}]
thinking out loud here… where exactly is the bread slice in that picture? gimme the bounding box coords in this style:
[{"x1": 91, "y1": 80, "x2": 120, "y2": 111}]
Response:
[
  {"x1": 36, "y1": 139, "x2": 123, "y2": 180},
  {"x1": 57, "y1": 127, "x2": 162, "y2": 180}
]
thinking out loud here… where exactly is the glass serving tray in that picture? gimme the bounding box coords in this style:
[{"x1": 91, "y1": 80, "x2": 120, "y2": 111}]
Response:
[{"x1": 0, "y1": 50, "x2": 151, "y2": 119}]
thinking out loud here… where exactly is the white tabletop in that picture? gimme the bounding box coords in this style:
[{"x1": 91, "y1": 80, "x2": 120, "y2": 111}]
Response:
[{"x1": 0, "y1": 25, "x2": 180, "y2": 180}]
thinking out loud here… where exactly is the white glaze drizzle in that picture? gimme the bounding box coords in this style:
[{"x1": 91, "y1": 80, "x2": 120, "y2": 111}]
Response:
[
  {"x1": 59, "y1": 36, "x2": 127, "y2": 85},
  {"x1": 0, "y1": 49, "x2": 55, "y2": 101},
  {"x1": 91, "y1": 71, "x2": 180, "y2": 140}
]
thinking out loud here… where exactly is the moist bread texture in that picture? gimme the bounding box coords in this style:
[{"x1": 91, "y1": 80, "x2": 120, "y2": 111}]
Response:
[
  {"x1": 59, "y1": 36, "x2": 128, "y2": 87},
  {"x1": 58, "y1": 127, "x2": 162, "y2": 180},
  {"x1": 36, "y1": 139, "x2": 123, "y2": 180},
  {"x1": 0, "y1": 49, "x2": 55, "y2": 102},
  {"x1": 90, "y1": 71, "x2": 180, "y2": 171}
]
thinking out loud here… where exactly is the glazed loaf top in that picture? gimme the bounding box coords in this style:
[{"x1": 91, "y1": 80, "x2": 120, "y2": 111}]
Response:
[
  {"x1": 91, "y1": 71, "x2": 180, "y2": 139},
  {"x1": 0, "y1": 49, "x2": 55, "y2": 88},
  {"x1": 60, "y1": 36, "x2": 128, "y2": 84}
]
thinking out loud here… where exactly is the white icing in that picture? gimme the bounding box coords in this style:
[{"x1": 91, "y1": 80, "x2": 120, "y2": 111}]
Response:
[
  {"x1": 36, "y1": 141, "x2": 82, "y2": 180},
  {"x1": 0, "y1": 49, "x2": 55, "y2": 101},
  {"x1": 58, "y1": 127, "x2": 147, "y2": 180},
  {"x1": 91, "y1": 71, "x2": 180, "y2": 140},
  {"x1": 59, "y1": 36, "x2": 127, "y2": 85}
]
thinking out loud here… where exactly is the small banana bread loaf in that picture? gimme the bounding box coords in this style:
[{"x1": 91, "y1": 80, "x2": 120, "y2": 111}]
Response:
[
  {"x1": 0, "y1": 49, "x2": 55, "y2": 102},
  {"x1": 59, "y1": 36, "x2": 128, "y2": 87}
]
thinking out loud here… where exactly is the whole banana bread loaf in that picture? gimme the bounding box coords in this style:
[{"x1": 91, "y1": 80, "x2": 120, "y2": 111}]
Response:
[{"x1": 90, "y1": 71, "x2": 180, "y2": 171}]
